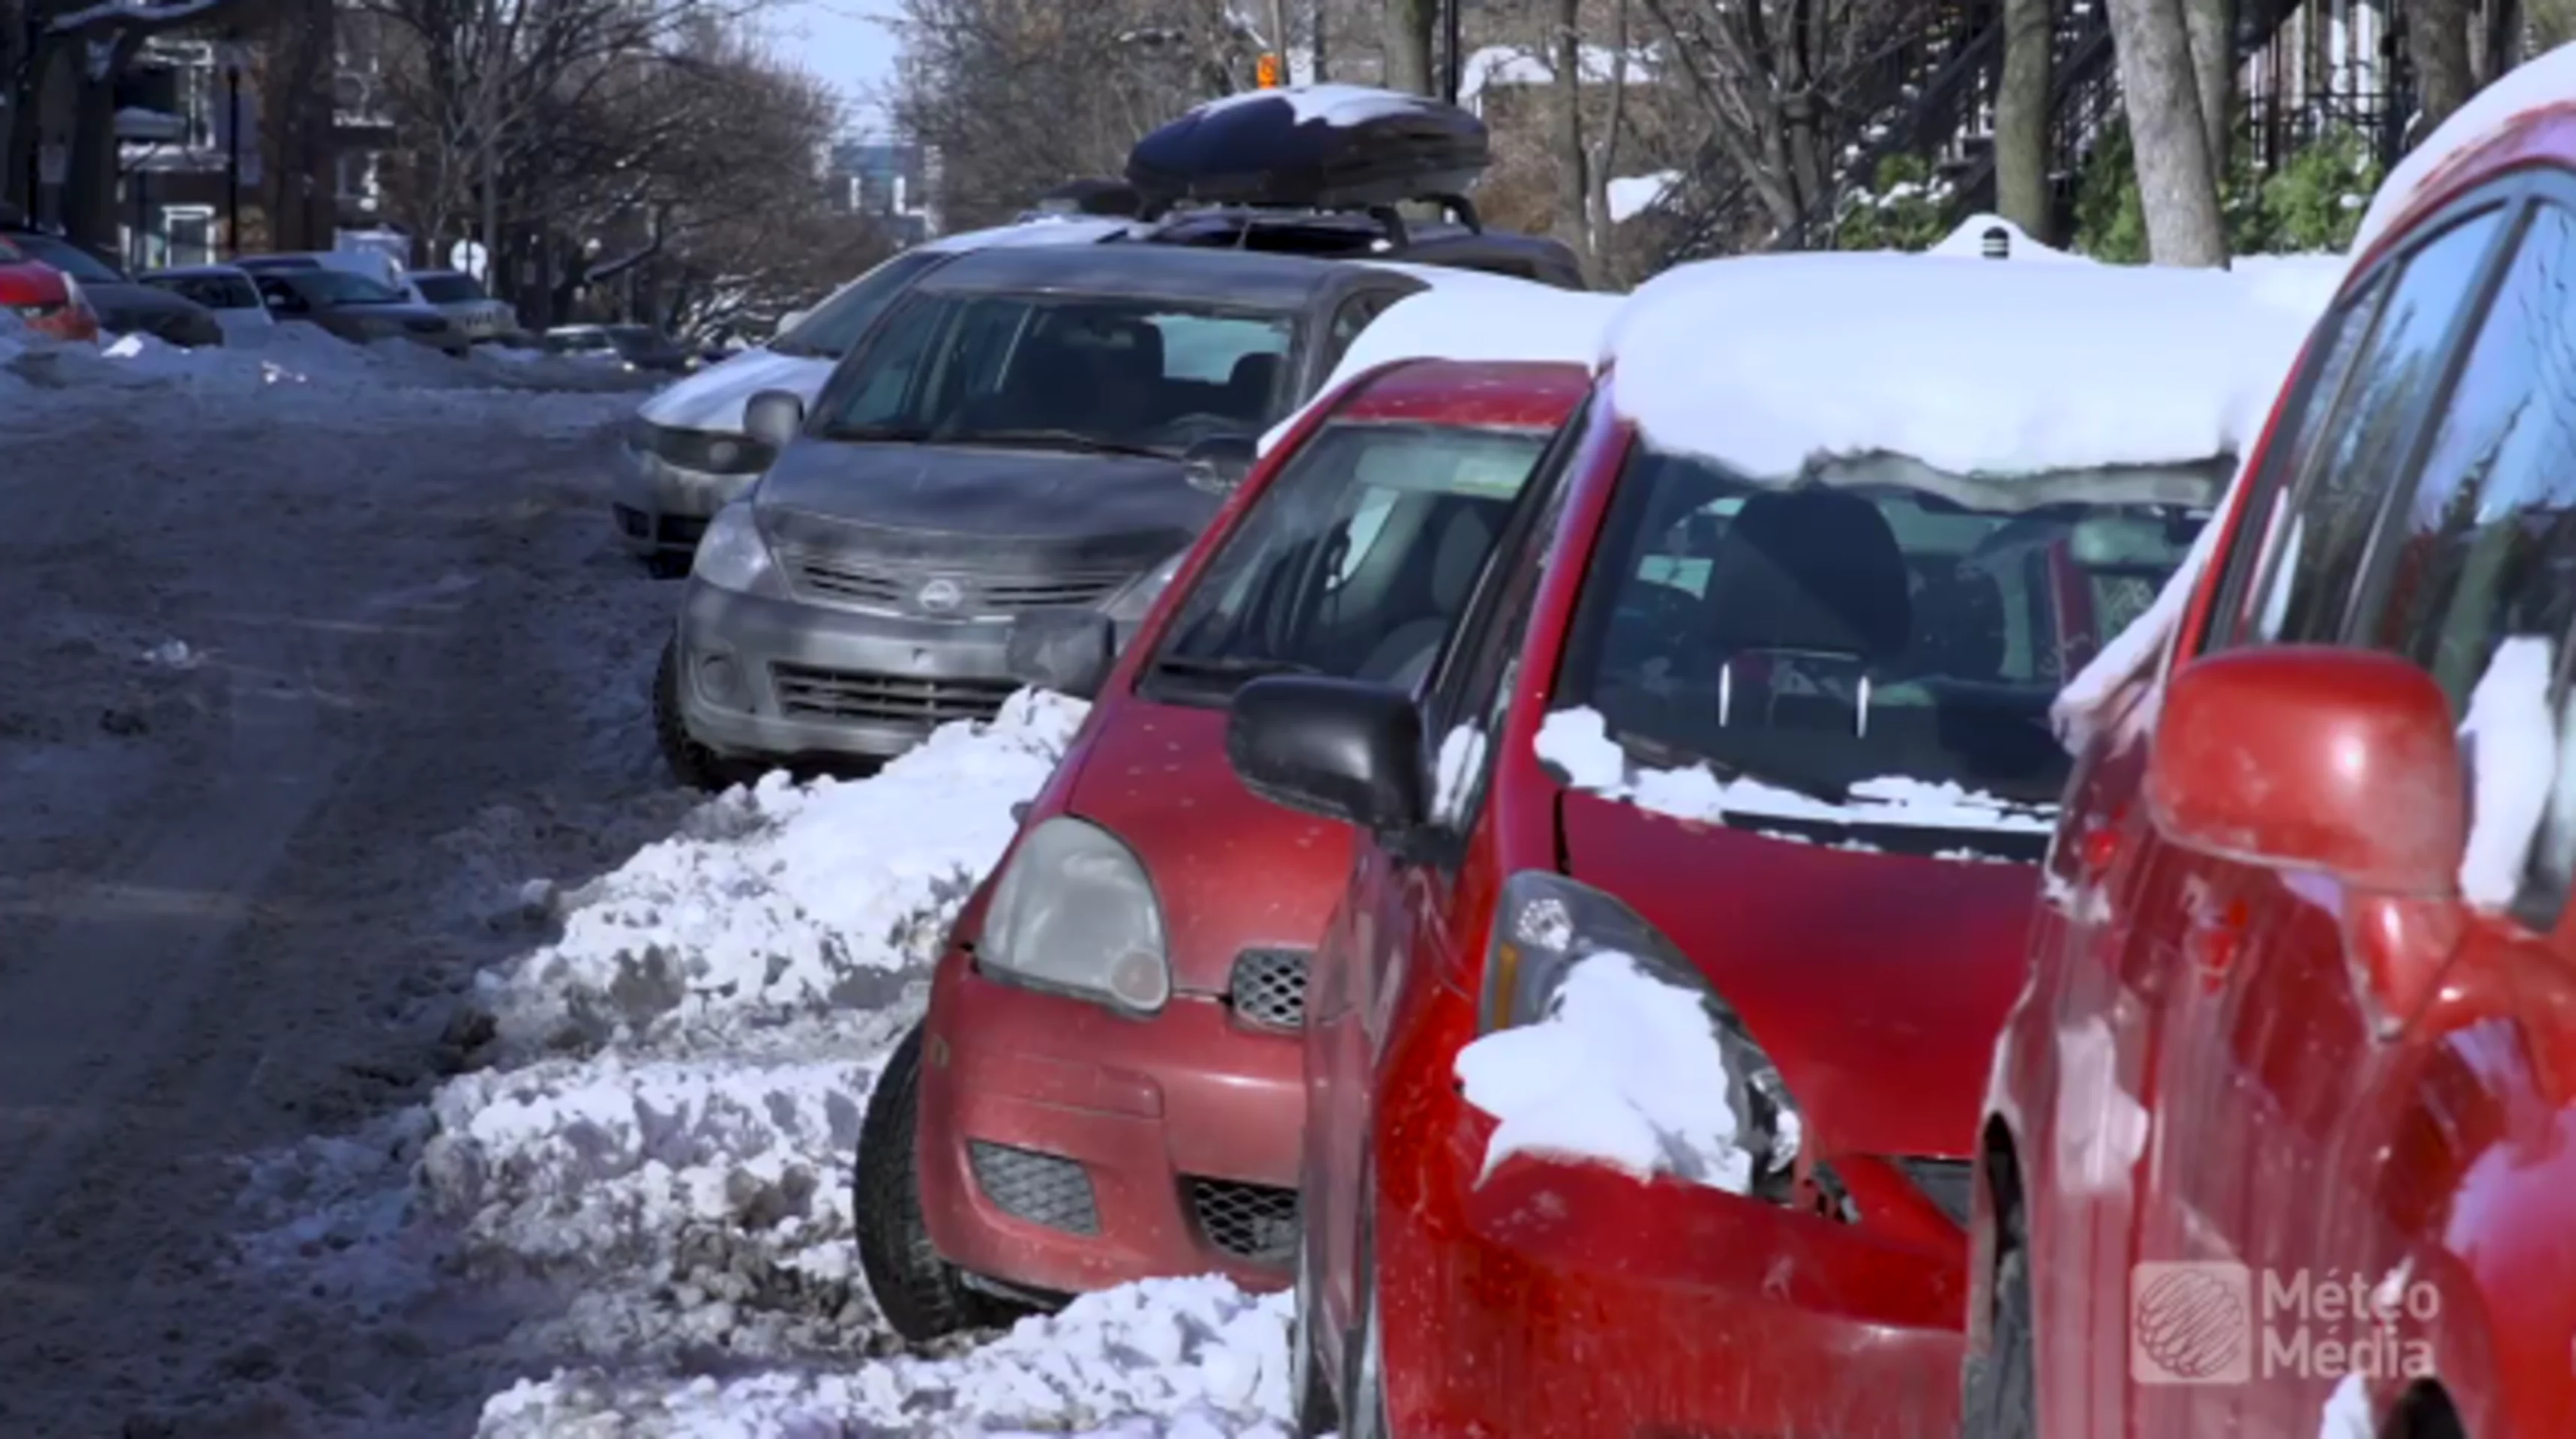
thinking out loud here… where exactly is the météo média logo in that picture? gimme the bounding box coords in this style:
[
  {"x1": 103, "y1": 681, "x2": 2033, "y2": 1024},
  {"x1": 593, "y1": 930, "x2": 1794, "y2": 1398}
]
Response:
[{"x1": 2131, "y1": 1261, "x2": 2437, "y2": 1386}]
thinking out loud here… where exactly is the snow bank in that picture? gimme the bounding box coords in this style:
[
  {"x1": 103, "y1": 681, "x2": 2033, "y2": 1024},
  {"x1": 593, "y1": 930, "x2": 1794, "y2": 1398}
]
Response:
[
  {"x1": 1454, "y1": 951, "x2": 1760, "y2": 1192},
  {"x1": 1601, "y1": 250, "x2": 2326, "y2": 480},
  {"x1": 1927, "y1": 214, "x2": 2083, "y2": 262},
  {"x1": 1260, "y1": 277, "x2": 1621, "y2": 452},
  {"x1": 2, "y1": 321, "x2": 652, "y2": 404},
  {"x1": 477, "y1": 1279, "x2": 1295, "y2": 1437},
  {"x1": 473, "y1": 690, "x2": 1086, "y2": 1053},
  {"x1": 2353, "y1": 40, "x2": 2576, "y2": 256},
  {"x1": 1535, "y1": 706, "x2": 2054, "y2": 840},
  {"x1": 1607, "y1": 172, "x2": 1680, "y2": 223}
]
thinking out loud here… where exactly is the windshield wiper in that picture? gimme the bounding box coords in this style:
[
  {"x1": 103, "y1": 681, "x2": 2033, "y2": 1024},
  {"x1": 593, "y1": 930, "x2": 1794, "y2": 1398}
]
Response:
[
  {"x1": 942, "y1": 428, "x2": 1172, "y2": 460},
  {"x1": 821, "y1": 423, "x2": 938, "y2": 443},
  {"x1": 1151, "y1": 654, "x2": 1318, "y2": 681}
]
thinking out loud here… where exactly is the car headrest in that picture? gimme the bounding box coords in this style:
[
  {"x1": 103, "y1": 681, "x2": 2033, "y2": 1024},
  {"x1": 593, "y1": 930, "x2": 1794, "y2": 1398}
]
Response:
[
  {"x1": 1430, "y1": 504, "x2": 1495, "y2": 609},
  {"x1": 1699, "y1": 489, "x2": 1913, "y2": 664}
]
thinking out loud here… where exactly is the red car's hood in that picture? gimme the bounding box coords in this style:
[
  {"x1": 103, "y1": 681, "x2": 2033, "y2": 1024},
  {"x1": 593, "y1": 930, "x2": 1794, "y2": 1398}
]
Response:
[
  {"x1": 1065, "y1": 700, "x2": 1354, "y2": 995},
  {"x1": 1558, "y1": 789, "x2": 2035, "y2": 1160}
]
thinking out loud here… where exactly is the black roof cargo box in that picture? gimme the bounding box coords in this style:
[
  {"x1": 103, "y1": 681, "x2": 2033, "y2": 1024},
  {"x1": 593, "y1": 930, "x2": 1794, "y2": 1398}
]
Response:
[
  {"x1": 1030, "y1": 177, "x2": 1144, "y2": 219},
  {"x1": 1127, "y1": 85, "x2": 1489, "y2": 214}
]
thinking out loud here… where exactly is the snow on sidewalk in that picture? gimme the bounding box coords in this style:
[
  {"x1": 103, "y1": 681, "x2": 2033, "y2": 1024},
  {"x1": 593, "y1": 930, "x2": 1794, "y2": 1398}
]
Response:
[{"x1": 235, "y1": 687, "x2": 1295, "y2": 1434}]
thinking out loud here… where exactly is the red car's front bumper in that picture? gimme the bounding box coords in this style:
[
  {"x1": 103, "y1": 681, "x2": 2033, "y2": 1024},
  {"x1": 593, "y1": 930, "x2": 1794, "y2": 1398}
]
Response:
[
  {"x1": 1379, "y1": 1071, "x2": 1969, "y2": 1438},
  {"x1": 915, "y1": 947, "x2": 1304, "y2": 1297}
]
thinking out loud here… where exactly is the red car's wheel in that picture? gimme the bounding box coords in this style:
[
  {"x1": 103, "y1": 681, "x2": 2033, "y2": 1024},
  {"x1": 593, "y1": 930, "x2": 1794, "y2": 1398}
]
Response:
[
  {"x1": 852, "y1": 1023, "x2": 1023, "y2": 1342},
  {"x1": 1290, "y1": 1233, "x2": 1339, "y2": 1436}
]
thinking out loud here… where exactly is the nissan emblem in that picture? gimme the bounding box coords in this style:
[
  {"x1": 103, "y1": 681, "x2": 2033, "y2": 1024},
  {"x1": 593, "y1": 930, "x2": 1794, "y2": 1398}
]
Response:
[{"x1": 917, "y1": 576, "x2": 966, "y2": 613}]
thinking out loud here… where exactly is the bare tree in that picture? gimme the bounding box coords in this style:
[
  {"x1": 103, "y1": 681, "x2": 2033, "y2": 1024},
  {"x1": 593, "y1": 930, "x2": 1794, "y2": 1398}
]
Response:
[
  {"x1": 1993, "y1": 0, "x2": 2053, "y2": 240},
  {"x1": 1637, "y1": 0, "x2": 1914, "y2": 246},
  {"x1": 2104, "y1": 0, "x2": 2225, "y2": 265},
  {"x1": 2533, "y1": 0, "x2": 2575, "y2": 52},
  {"x1": 17, "y1": 0, "x2": 266, "y2": 243},
  {"x1": 2407, "y1": 0, "x2": 2477, "y2": 133},
  {"x1": 1384, "y1": 0, "x2": 1434, "y2": 93}
]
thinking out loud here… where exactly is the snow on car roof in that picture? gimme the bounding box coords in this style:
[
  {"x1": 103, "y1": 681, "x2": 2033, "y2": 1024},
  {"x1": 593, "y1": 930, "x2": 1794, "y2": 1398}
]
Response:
[
  {"x1": 1601, "y1": 251, "x2": 2324, "y2": 480},
  {"x1": 1259, "y1": 271, "x2": 1622, "y2": 452},
  {"x1": 1188, "y1": 82, "x2": 1439, "y2": 129},
  {"x1": 2353, "y1": 41, "x2": 2576, "y2": 256},
  {"x1": 922, "y1": 215, "x2": 1139, "y2": 253}
]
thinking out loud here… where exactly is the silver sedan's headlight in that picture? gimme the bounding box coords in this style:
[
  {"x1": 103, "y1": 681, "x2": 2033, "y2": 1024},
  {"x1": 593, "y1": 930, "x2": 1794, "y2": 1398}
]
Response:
[
  {"x1": 690, "y1": 501, "x2": 784, "y2": 596},
  {"x1": 979, "y1": 816, "x2": 1171, "y2": 1015}
]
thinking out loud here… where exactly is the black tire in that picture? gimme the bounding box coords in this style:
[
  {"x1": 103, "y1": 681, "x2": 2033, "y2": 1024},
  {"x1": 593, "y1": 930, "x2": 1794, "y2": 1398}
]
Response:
[
  {"x1": 853, "y1": 1024, "x2": 1020, "y2": 1342},
  {"x1": 652, "y1": 638, "x2": 756, "y2": 793},
  {"x1": 1962, "y1": 1206, "x2": 2037, "y2": 1439},
  {"x1": 1340, "y1": 1186, "x2": 1391, "y2": 1439},
  {"x1": 1290, "y1": 1231, "x2": 1340, "y2": 1437},
  {"x1": 643, "y1": 548, "x2": 693, "y2": 579}
]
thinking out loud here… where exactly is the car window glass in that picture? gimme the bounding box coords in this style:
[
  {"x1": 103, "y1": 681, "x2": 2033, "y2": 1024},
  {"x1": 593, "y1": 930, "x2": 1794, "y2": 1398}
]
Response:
[
  {"x1": 1154, "y1": 313, "x2": 1290, "y2": 384},
  {"x1": 2241, "y1": 206, "x2": 2506, "y2": 646},
  {"x1": 227, "y1": 277, "x2": 261, "y2": 309},
  {"x1": 817, "y1": 292, "x2": 951, "y2": 431},
  {"x1": 1146, "y1": 421, "x2": 1553, "y2": 702},
  {"x1": 256, "y1": 277, "x2": 306, "y2": 312},
  {"x1": 769, "y1": 249, "x2": 947, "y2": 358},
  {"x1": 2367, "y1": 205, "x2": 2576, "y2": 701},
  {"x1": 1320, "y1": 292, "x2": 1395, "y2": 372},
  {"x1": 1422, "y1": 402, "x2": 1592, "y2": 833}
]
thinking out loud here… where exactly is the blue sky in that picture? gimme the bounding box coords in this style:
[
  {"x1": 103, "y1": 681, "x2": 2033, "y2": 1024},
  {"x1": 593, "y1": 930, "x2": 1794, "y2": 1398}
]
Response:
[{"x1": 774, "y1": 0, "x2": 903, "y2": 138}]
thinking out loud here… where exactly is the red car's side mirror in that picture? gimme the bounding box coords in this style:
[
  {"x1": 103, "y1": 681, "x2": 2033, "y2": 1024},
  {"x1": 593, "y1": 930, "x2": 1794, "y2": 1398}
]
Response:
[{"x1": 2146, "y1": 646, "x2": 2466, "y2": 898}]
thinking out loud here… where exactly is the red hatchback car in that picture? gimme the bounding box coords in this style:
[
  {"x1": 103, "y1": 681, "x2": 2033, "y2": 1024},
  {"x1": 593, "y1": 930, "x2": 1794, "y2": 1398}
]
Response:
[
  {"x1": 0, "y1": 237, "x2": 97, "y2": 345},
  {"x1": 1963, "y1": 78, "x2": 2576, "y2": 1439},
  {"x1": 1225, "y1": 252, "x2": 2272, "y2": 1439},
  {"x1": 853, "y1": 357, "x2": 1592, "y2": 1339}
]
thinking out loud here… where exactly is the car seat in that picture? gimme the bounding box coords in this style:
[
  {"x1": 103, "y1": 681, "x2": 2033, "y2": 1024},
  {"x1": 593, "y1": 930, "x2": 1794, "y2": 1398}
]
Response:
[
  {"x1": 1696, "y1": 489, "x2": 1913, "y2": 734},
  {"x1": 1355, "y1": 504, "x2": 1497, "y2": 690},
  {"x1": 1220, "y1": 352, "x2": 1284, "y2": 423}
]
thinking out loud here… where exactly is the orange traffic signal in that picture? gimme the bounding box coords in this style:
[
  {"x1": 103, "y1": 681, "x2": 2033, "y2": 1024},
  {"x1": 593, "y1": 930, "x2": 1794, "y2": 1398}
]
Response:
[{"x1": 1257, "y1": 52, "x2": 1282, "y2": 87}]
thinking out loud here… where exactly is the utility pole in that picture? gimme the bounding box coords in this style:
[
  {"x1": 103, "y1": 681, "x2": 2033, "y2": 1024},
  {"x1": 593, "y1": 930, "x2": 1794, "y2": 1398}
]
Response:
[
  {"x1": 223, "y1": 51, "x2": 240, "y2": 256},
  {"x1": 1267, "y1": 0, "x2": 1291, "y2": 77},
  {"x1": 1442, "y1": 0, "x2": 1462, "y2": 103}
]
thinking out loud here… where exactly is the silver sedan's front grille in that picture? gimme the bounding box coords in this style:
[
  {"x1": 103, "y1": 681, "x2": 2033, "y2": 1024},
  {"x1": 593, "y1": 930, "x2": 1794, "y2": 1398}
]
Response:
[
  {"x1": 1227, "y1": 949, "x2": 1310, "y2": 1031},
  {"x1": 770, "y1": 663, "x2": 1018, "y2": 727},
  {"x1": 786, "y1": 552, "x2": 1131, "y2": 617}
]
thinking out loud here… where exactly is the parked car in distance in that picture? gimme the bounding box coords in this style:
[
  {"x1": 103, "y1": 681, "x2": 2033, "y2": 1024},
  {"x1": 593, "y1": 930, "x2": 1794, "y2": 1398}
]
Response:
[
  {"x1": 616, "y1": 216, "x2": 1143, "y2": 573},
  {"x1": 139, "y1": 265, "x2": 277, "y2": 343},
  {"x1": 0, "y1": 238, "x2": 98, "y2": 343},
  {"x1": 1226, "y1": 253, "x2": 2294, "y2": 1439},
  {"x1": 251, "y1": 268, "x2": 468, "y2": 357},
  {"x1": 405, "y1": 268, "x2": 518, "y2": 344},
  {"x1": 1965, "y1": 65, "x2": 2576, "y2": 1439},
  {"x1": 545, "y1": 323, "x2": 694, "y2": 372},
  {"x1": 854, "y1": 356, "x2": 1594, "y2": 1339},
  {"x1": 1, "y1": 223, "x2": 221, "y2": 348},
  {"x1": 654, "y1": 242, "x2": 1472, "y2": 785}
]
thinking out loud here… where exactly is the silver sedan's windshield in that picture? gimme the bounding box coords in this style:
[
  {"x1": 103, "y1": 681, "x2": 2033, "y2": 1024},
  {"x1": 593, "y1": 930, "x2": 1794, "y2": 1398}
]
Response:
[{"x1": 813, "y1": 291, "x2": 1296, "y2": 457}]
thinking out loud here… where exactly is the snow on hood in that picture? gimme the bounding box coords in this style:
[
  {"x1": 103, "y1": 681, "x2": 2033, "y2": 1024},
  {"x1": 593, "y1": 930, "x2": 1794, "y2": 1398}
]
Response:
[
  {"x1": 473, "y1": 688, "x2": 1088, "y2": 1051},
  {"x1": 1454, "y1": 950, "x2": 1763, "y2": 1192},
  {"x1": 2353, "y1": 41, "x2": 2576, "y2": 256},
  {"x1": 1258, "y1": 275, "x2": 1622, "y2": 453},
  {"x1": 1601, "y1": 250, "x2": 2324, "y2": 480},
  {"x1": 1536, "y1": 706, "x2": 2056, "y2": 841},
  {"x1": 633, "y1": 345, "x2": 836, "y2": 432}
]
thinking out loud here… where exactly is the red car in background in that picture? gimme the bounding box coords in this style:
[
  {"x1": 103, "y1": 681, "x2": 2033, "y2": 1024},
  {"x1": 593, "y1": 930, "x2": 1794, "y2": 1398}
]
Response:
[
  {"x1": 1962, "y1": 79, "x2": 2576, "y2": 1439},
  {"x1": 1225, "y1": 257, "x2": 2246, "y2": 1438},
  {"x1": 854, "y1": 358, "x2": 1591, "y2": 1339},
  {"x1": 0, "y1": 236, "x2": 97, "y2": 344}
]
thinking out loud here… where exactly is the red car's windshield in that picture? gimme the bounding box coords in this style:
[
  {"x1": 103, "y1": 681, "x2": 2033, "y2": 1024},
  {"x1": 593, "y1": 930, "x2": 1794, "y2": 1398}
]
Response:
[
  {"x1": 1143, "y1": 420, "x2": 1553, "y2": 701},
  {"x1": 1547, "y1": 444, "x2": 2225, "y2": 822}
]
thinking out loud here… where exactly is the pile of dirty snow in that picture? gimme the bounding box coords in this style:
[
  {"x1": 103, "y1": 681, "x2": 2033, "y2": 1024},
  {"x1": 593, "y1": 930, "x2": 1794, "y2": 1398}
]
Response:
[
  {"x1": 235, "y1": 687, "x2": 1300, "y2": 1429},
  {"x1": 4, "y1": 322, "x2": 651, "y2": 401},
  {"x1": 478, "y1": 1278, "x2": 1296, "y2": 1438},
  {"x1": 472, "y1": 690, "x2": 1086, "y2": 1055}
]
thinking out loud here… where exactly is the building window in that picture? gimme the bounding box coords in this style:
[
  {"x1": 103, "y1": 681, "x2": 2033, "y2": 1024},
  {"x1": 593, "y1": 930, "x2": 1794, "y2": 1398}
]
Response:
[{"x1": 163, "y1": 205, "x2": 214, "y2": 268}]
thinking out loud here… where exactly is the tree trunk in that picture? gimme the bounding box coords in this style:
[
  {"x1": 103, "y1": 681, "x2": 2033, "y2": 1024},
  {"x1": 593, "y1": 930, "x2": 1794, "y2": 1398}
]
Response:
[
  {"x1": 1382, "y1": 0, "x2": 1435, "y2": 95},
  {"x1": 64, "y1": 43, "x2": 136, "y2": 249},
  {"x1": 2105, "y1": 0, "x2": 2227, "y2": 265},
  {"x1": 1308, "y1": 0, "x2": 1328, "y2": 79},
  {"x1": 1550, "y1": 0, "x2": 1593, "y2": 271},
  {"x1": 1995, "y1": 0, "x2": 2056, "y2": 241},
  {"x1": 2536, "y1": 0, "x2": 2576, "y2": 50},
  {"x1": 2408, "y1": 0, "x2": 2477, "y2": 133},
  {"x1": 2183, "y1": 0, "x2": 2235, "y2": 180}
]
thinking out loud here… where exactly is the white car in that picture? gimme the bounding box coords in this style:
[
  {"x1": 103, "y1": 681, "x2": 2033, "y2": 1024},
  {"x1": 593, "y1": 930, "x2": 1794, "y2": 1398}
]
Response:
[
  {"x1": 613, "y1": 215, "x2": 1139, "y2": 574},
  {"x1": 136, "y1": 264, "x2": 277, "y2": 343},
  {"x1": 405, "y1": 268, "x2": 519, "y2": 343}
]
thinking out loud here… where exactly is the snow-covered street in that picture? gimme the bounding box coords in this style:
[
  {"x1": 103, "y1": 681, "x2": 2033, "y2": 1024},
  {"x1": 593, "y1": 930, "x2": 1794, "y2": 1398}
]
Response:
[{"x1": 0, "y1": 350, "x2": 1287, "y2": 1437}]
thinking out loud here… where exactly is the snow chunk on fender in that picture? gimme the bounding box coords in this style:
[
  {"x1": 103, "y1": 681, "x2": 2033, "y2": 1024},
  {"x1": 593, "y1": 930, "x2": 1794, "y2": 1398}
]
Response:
[
  {"x1": 1454, "y1": 951, "x2": 1757, "y2": 1192},
  {"x1": 2458, "y1": 635, "x2": 2559, "y2": 908}
]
